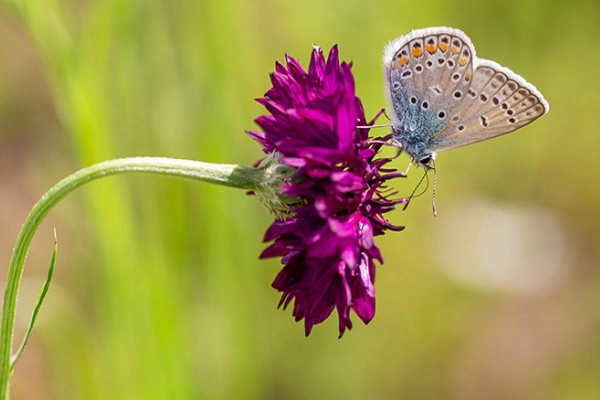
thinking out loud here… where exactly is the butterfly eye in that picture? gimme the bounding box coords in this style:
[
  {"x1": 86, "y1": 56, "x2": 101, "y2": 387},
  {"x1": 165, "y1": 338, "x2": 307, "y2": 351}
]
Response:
[{"x1": 418, "y1": 155, "x2": 432, "y2": 165}]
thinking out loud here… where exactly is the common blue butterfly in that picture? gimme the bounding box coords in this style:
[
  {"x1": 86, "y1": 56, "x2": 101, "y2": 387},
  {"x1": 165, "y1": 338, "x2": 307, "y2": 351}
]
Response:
[{"x1": 383, "y1": 27, "x2": 549, "y2": 169}]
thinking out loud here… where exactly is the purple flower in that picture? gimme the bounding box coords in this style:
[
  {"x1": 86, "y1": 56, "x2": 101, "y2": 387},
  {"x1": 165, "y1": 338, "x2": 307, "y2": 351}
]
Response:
[{"x1": 247, "y1": 45, "x2": 405, "y2": 336}]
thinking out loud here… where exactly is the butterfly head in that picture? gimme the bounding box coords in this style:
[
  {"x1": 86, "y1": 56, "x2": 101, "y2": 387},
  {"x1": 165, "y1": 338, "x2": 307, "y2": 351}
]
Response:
[
  {"x1": 415, "y1": 152, "x2": 436, "y2": 170},
  {"x1": 400, "y1": 150, "x2": 438, "y2": 216}
]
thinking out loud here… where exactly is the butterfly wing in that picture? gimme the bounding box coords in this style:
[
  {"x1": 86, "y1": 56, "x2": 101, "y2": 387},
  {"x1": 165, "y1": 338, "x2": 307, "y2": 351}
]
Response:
[
  {"x1": 430, "y1": 58, "x2": 550, "y2": 152},
  {"x1": 384, "y1": 27, "x2": 549, "y2": 157},
  {"x1": 383, "y1": 27, "x2": 477, "y2": 157}
]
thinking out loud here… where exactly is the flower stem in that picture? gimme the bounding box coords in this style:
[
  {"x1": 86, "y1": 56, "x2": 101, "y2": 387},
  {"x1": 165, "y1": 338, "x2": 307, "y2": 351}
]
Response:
[{"x1": 0, "y1": 156, "x2": 262, "y2": 397}]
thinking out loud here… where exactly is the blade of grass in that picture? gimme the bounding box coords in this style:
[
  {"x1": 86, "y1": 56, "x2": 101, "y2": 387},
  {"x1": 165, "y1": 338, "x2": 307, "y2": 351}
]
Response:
[{"x1": 10, "y1": 230, "x2": 58, "y2": 370}]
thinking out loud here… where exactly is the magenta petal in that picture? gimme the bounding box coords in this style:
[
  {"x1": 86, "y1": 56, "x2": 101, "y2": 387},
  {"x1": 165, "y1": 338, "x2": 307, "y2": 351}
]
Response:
[
  {"x1": 353, "y1": 295, "x2": 375, "y2": 324},
  {"x1": 340, "y1": 243, "x2": 358, "y2": 270},
  {"x1": 308, "y1": 45, "x2": 326, "y2": 80},
  {"x1": 331, "y1": 171, "x2": 365, "y2": 192}
]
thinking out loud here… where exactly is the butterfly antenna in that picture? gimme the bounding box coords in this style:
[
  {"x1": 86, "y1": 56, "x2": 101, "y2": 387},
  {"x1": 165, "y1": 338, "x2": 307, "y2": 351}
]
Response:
[{"x1": 431, "y1": 159, "x2": 438, "y2": 217}]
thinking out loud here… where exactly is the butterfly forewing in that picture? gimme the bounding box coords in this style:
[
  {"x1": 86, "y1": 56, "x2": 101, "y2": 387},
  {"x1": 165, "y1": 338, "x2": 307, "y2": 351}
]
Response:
[{"x1": 384, "y1": 28, "x2": 476, "y2": 133}]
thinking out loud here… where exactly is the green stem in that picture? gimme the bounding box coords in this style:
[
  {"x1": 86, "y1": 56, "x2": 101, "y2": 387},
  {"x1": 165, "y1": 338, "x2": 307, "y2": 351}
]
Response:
[{"x1": 0, "y1": 156, "x2": 263, "y2": 398}]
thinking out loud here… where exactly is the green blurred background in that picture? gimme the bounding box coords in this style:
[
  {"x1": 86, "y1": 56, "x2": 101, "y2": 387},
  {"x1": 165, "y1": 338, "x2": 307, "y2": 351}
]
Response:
[{"x1": 0, "y1": 0, "x2": 599, "y2": 399}]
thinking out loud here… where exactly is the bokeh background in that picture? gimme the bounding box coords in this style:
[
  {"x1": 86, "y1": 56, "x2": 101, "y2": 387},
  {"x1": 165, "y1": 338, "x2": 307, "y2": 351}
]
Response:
[{"x1": 0, "y1": 0, "x2": 598, "y2": 399}]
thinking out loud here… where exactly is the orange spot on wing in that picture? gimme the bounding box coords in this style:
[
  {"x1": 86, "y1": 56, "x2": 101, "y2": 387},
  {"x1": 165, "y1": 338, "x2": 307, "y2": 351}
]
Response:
[
  {"x1": 391, "y1": 61, "x2": 397, "y2": 69},
  {"x1": 439, "y1": 43, "x2": 448, "y2": 52},
  {"x1": 411, "y1": 47, "x2": 423, "y2": 57},
  {"x1": 451, "y1": 46, "x2": 460, "y2": 54},
  {"x1": 458, "y1": 58, "x2": 468, "y2": 66},
  {"x1": 425, "y1": 44, "x2": 437, "y2": 54},
  {"x1": 465, "y1": 72, "x2": 472, "y2": 81},
  {"x1": 397, "y1": 57, "x2": 410, "y2": 66}
]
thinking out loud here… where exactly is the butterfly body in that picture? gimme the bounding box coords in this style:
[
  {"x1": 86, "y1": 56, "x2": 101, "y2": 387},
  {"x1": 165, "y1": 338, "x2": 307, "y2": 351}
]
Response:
[{"x1": 383, "y1": 27, "x2": 549, "y2": 168}]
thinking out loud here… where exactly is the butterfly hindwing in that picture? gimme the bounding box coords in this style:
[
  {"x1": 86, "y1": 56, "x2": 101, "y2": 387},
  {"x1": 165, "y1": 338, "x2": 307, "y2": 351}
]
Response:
[{"x1": 432, "y1": 59, "x2": 549, "y2": 151}]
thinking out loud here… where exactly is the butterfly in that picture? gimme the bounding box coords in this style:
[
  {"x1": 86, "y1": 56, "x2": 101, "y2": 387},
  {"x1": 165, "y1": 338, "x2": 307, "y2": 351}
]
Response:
[{"x1": 383, "y1": 27, "x2": 549, "y2": 169}]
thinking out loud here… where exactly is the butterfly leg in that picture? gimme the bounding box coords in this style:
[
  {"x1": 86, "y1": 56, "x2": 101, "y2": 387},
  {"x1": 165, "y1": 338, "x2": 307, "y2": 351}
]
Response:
[
  {"x1": 358, "y1": 123, "x2": 393, "y2": 129},
  {"x1": 382, "y1": 109, "x2": 394, "y2": 123},
  {"x1": 387, "y1": 137, "x2": 404, "y2": 159}
]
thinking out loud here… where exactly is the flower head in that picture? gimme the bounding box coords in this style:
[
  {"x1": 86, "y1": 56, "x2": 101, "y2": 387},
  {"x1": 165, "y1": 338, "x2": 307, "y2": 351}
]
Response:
[{"x1": 247, "y1": 45, "x2": 405, "y2": 336}]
